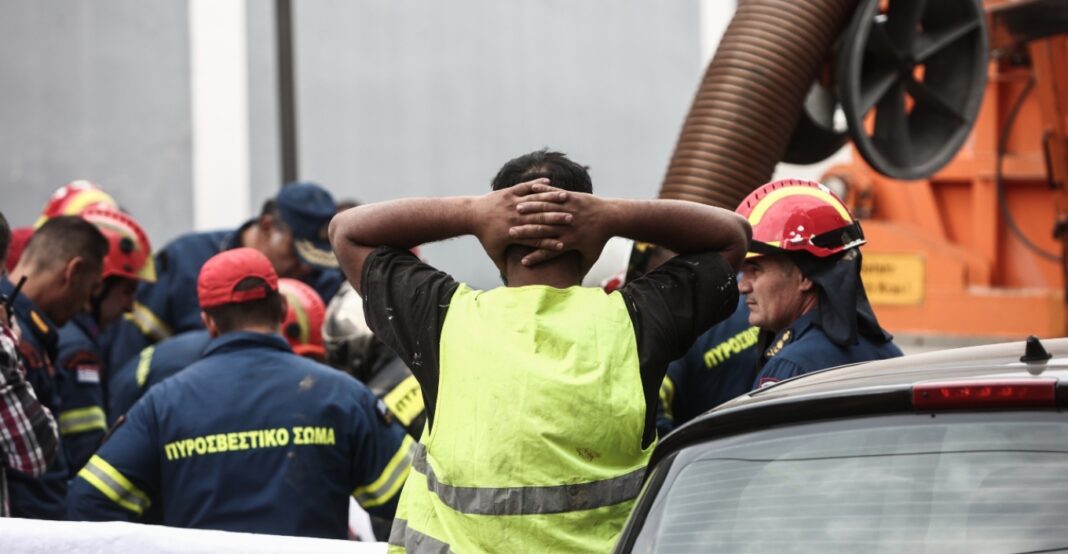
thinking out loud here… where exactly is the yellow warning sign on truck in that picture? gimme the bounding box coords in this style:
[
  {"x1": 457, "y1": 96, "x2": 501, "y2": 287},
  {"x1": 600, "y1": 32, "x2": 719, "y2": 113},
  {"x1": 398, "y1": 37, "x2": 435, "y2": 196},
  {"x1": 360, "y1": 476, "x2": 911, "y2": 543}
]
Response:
[{"x1": 861, "y1": 253, "x2": 925, "y2": 306}]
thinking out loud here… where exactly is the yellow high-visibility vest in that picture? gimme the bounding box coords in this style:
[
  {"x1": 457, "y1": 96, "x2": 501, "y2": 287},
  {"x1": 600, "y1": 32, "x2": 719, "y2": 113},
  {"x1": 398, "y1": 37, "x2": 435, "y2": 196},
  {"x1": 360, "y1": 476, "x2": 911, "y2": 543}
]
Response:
[{"x1": 388, "y1": 284, "x2": 651, "y2": 553}]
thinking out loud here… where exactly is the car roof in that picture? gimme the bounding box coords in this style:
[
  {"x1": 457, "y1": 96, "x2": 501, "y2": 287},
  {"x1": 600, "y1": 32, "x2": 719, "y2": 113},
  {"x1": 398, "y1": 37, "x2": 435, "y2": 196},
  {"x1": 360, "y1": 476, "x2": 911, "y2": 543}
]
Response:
[{"x1": 651, "y1": 337, "x2": 1068, "y2": 469}]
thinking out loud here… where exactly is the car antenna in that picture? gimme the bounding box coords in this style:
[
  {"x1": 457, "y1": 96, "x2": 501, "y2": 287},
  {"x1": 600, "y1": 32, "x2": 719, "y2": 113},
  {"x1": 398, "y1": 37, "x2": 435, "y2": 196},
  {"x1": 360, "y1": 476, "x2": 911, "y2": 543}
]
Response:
[{"x1": 1020, "y1": 335, "x2": 1052, "y2": 365}]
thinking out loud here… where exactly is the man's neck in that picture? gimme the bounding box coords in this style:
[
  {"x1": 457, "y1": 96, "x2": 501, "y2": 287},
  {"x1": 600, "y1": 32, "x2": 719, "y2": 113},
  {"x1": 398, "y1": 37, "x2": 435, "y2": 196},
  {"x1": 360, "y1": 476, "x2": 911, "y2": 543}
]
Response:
[
  {"x1": 7, "y1": 266, "x2": 58, "y2": 319},
  {"x1": 504, "y1": 258, "x2": 581, "y2": 289},
  {"x1": 239, "y1": 224, "x2": 259, "y2": 250}
]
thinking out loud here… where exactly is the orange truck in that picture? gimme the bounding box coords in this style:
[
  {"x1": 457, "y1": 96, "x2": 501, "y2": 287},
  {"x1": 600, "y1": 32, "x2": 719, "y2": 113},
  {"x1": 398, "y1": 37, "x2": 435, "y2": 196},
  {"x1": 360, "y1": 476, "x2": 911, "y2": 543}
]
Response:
[{"x1": 661, "y1": 0, "x2": 1068, "y2": 341}]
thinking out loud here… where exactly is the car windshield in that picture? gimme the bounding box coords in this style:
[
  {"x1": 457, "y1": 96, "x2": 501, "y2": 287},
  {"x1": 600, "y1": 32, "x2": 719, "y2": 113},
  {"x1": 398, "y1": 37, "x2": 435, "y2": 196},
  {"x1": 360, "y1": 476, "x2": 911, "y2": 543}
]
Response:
[{"x1": 630, "y1": 412, "x2": 1068, "y2": 554}]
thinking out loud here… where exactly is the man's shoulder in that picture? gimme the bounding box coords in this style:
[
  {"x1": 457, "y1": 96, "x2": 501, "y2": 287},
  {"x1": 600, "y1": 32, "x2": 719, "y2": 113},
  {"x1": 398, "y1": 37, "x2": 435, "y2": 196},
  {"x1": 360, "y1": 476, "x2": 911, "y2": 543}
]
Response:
[
  {"x1": 56, "y1": 321, "x2": 95, "y2": 355},
  {"x1": 774, "y1": 323, "x2": 899, "y2": 370},
  {"x1": 154, "y1": 331, "x2": 213, "y2": 360}
]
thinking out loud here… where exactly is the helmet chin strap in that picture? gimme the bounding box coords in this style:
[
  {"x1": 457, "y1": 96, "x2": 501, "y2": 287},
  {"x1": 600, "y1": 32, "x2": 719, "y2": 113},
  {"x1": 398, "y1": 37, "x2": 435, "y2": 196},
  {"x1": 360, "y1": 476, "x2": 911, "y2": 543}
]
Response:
[{"x1": 89, "y1": 277, "x2": 118, "y2": 326}]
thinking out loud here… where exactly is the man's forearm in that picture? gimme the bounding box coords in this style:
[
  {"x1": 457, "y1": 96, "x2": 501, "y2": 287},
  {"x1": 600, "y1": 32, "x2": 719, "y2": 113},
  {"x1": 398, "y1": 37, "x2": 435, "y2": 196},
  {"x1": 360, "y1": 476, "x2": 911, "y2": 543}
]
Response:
[
  {"x1": 330, "y1": 197, "x2": 479, "y2": 250},
  {"x1": 603, "y1": 199, "x2": 751, "y2": 267}
]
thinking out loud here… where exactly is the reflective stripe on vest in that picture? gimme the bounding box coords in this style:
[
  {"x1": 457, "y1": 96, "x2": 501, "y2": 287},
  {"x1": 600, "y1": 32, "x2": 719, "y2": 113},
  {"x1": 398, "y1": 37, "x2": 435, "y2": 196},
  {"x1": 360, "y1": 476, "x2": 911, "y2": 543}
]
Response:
[
  {"x1": 389, "y1": 519, "x2": 454, "y2": 554},
  {"x1": 411, "y1": 442, "x2": 644, "y2": 516}
]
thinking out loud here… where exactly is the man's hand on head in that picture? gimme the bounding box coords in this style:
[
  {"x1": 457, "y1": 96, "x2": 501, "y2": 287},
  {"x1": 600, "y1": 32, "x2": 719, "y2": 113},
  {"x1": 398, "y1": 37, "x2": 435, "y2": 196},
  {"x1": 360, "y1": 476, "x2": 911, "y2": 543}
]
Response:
[
  {"x1": 472, "y1": 179, "x2": 573, "y2": 271},
  {"x1": 510, "y1": 183, "x2": 611, "y2": 270}
]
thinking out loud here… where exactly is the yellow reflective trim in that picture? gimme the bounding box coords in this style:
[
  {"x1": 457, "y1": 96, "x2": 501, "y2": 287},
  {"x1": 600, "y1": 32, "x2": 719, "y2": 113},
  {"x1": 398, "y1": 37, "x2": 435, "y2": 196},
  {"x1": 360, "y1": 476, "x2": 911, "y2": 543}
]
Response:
[
  {"x1": 135, "y1": 346, "x2": 156, "y2": 388},
  {"x1": 354, "y1": 435, "x2": 414, "y2": 507},
  {"x1": 382, "y1": 375, "x2": 424, "y2": 427},
  {"x1": 65, "y1": 189, "x2": 117, "y2": 216},
  {"x1": 128, "y1": 302, "x2": 172, "y2": 342},
  {"x1": 58, "y1": 406, "x2": 107, "y2": 435},
  {"x1": 294, "y1": 239, "x2": 338, "y2": 268},
  {"x1": 30, "y1": 311, "x2": 50, "y2": 334},
  {"x1": 78, "y1": 455, "x2": 151, "y2": 514},
  {"x1": 746, "y1": 186, "x2": 851, "y2": 228},
  {"x1": 138, "y1": 255, "x2": 157, "y2": 283},
  {"x1": 659, "y1": 376, "x2": 676, "y2": 422}
]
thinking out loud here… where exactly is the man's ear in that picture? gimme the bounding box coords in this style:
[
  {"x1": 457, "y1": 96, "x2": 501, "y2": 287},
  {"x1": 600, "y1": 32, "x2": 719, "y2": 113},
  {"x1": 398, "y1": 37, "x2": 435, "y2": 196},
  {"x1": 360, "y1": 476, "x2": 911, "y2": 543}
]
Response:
[
  {"x1": 201, "y1": 311, "x2": 220, "y2": 338},
  {"x1": 62, "y1": 256, "x2": 87, "y2": 287},
  {"x1": 799, "y1": 274, "x2": 815, "y2": 293}
]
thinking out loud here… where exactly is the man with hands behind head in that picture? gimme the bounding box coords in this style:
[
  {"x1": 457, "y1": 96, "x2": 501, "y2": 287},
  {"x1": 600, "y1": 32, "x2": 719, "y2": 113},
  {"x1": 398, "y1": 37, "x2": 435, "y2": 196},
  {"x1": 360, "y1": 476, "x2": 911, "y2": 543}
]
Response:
[{"x1": 330, "y1": 149, "x2": 750, "y2": 553}]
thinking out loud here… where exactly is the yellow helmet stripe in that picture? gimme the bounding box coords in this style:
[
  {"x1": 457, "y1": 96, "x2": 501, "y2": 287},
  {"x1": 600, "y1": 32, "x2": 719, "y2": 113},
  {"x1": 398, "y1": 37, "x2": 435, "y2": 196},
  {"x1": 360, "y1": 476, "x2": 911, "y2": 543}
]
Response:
[
  {"x1": 65, "y1": 190, "x2": 117, "y2": 215},
  {"x1": 284, "y1": 291, "x2": 310, "y2": 345},
  {"x1": 746, "y1": 186, "x2": 851, "y2": 227}
]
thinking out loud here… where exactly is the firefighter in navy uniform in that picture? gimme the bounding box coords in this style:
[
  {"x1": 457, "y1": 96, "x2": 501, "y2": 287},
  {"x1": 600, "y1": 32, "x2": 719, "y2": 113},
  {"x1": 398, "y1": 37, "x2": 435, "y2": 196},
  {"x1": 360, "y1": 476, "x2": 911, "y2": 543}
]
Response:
[
  {"x1": 656, "y1": 297, "x2": 759, "y2": 436},
  {"x1": 107, "y1": 279, "x2": 328, "y2": 423},
  {"x1": 735, "y1": 179, "x2": 903, "y2": 388},
  {"x1": 55, "y1": 208, "x2": 155, "y2": 471},
  {"x1": 68, "y1": 248, "x2": 411, "y2": 538},
  {"x1": 104, "y1": 182, "x2": 345, "y2": 372},
  {"x1": 323, "y1": 282, "x2": 426, "y2": 439},
  {"x1": 3, "y1": 217, "x2": 108, "y2": 519}
]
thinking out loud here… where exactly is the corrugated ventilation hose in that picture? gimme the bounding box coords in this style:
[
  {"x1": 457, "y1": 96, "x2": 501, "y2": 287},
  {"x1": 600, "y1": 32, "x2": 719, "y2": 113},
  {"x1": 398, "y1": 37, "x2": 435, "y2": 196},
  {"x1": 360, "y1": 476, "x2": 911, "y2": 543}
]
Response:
[{"x1": 659, "y1": 0, "x2": 859, "y2": 209}]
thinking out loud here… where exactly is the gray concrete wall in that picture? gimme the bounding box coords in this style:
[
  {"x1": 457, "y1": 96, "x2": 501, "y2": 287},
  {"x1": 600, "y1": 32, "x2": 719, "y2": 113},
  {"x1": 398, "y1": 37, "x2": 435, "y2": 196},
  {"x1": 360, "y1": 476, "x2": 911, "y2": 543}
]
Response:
[
  {"x1": 2, "y1": 1, "x2": 704, "y2": 290},
  {"x1": 247, "y1": 0, "x2": 284, "y2": 217},
  {"x1": 287, "y1": 1, "x2": 704, "y2": 288},
  {"x1": 0, "y1": 0, "x2": 193, "y2": 247}
]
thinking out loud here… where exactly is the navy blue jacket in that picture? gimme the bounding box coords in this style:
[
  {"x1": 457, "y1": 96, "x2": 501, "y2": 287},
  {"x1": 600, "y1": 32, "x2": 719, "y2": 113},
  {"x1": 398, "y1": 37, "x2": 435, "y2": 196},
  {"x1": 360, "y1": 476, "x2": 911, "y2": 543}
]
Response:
[
  {"x1": 1, "y1": 277, "x2": 71, "y2": 519},
  {"x1": 104, "y1": 225, "x2": 343, "y2": 371},
  {"x1": 55, "y1": 313, "x2": 109, "y2": 473},
  {"x1": 657, "y1": 297, "x2": 759, "y2": 437},
  {"x1": 108, "y1": 330, "x2": 212, "y2": 424},
  {"x1": 68, "y1": 332, "x2": 412, "y2": 539},
  {"x1": 754, "y1": 310, "x2": 904, "y2": 388}
]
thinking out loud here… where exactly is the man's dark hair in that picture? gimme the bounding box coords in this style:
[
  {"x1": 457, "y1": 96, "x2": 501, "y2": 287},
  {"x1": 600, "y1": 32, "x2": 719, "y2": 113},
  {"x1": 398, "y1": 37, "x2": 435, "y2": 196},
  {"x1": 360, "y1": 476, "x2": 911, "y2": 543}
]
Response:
[
  {"x1": 21, "y1": 216, "x2": 108, "y2": 271},
  {"x1": 203, "y1": 277, "x2": 284, "y2": 334},
  {"x1": 491, "y1": 149, "x2": 592, "y2": 194},
  {"x1": 0, "y1": 212, "x2": 10, "y2": 264}
]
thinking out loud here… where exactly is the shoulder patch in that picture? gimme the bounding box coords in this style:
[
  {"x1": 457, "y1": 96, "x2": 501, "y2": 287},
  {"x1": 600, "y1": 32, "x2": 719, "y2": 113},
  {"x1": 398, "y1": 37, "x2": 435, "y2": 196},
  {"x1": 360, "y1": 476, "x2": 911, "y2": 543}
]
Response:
[
  {"x1": 758, "y1": 376, "x2": 781, "y2": 388},
  {"x1": 64, "y1": 351, "x2": 102, "y2": 384}
]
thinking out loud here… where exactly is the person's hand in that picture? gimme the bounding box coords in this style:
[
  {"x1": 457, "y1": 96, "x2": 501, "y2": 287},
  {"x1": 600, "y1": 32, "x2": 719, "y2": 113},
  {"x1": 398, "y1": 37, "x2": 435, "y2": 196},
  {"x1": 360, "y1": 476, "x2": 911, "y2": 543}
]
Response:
[
  {"x1": 510, "y1": 183, "x2": 612, "y2": 270},
  {"x1": 471, "y1": 179, "x2": 573, "y2": 271}
]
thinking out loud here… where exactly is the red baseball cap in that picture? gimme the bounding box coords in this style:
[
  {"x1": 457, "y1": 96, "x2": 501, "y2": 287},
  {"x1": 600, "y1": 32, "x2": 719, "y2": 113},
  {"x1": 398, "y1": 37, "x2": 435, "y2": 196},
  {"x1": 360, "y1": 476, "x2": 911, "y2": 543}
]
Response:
[{"x1": 198, "y1": 248, "x2": 279, "y2": 309}]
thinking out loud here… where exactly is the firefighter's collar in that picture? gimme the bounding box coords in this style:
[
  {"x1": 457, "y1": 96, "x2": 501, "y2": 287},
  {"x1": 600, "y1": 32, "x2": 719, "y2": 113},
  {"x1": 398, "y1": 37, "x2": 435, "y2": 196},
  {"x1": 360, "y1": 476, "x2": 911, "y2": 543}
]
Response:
[
  {"x1": 203, "y1": 330, "x2": 293, "y2": 359},
  {"x1": 763, "y1": 310, "x2": 819, "y2": 359},
  {"x1": 1, "y1": 277, "x2": 59, "y2": 356}
]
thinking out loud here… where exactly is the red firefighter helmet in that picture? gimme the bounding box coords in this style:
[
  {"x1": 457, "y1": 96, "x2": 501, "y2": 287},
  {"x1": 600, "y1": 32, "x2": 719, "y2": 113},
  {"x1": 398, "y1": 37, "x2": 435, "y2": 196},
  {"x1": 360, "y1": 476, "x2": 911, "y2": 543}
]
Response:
[
  {"x1": 80, "y1": 207, "x2": 156, "y2": 283},
  {"x1": 4, "y1": 227, "x2": 34, "y2": 273},
  {"x1": 34, "y1": 180, "x2": 119, "y2": 229},
  {"x1": 735, "y1": 179, "x2": 865, "y2": 259},
  {"x1": 279, "y1": 278, "x2": 326, "y2": 359}
]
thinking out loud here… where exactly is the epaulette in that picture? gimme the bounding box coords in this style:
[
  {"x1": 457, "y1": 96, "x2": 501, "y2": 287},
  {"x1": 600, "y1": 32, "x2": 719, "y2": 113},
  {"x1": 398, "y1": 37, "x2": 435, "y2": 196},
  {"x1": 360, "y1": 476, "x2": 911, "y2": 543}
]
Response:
[{"x1": 764, "y1": 329, "x2": 793, "y2": 359}]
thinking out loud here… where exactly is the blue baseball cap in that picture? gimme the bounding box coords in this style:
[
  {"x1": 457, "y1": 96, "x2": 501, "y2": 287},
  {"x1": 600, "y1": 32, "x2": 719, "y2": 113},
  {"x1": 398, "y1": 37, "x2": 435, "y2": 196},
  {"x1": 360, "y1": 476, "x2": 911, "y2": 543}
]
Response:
[{"x1": 275, "y1": 181, "x2": 338, "y2": 269}]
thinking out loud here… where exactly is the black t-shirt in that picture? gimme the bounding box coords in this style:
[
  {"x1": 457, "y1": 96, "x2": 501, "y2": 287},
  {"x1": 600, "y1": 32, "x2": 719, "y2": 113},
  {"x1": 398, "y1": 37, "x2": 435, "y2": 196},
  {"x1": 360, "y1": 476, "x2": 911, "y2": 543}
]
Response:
[{"x1": 361, "y1": 247, "x2": 738, "y2": 447}]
